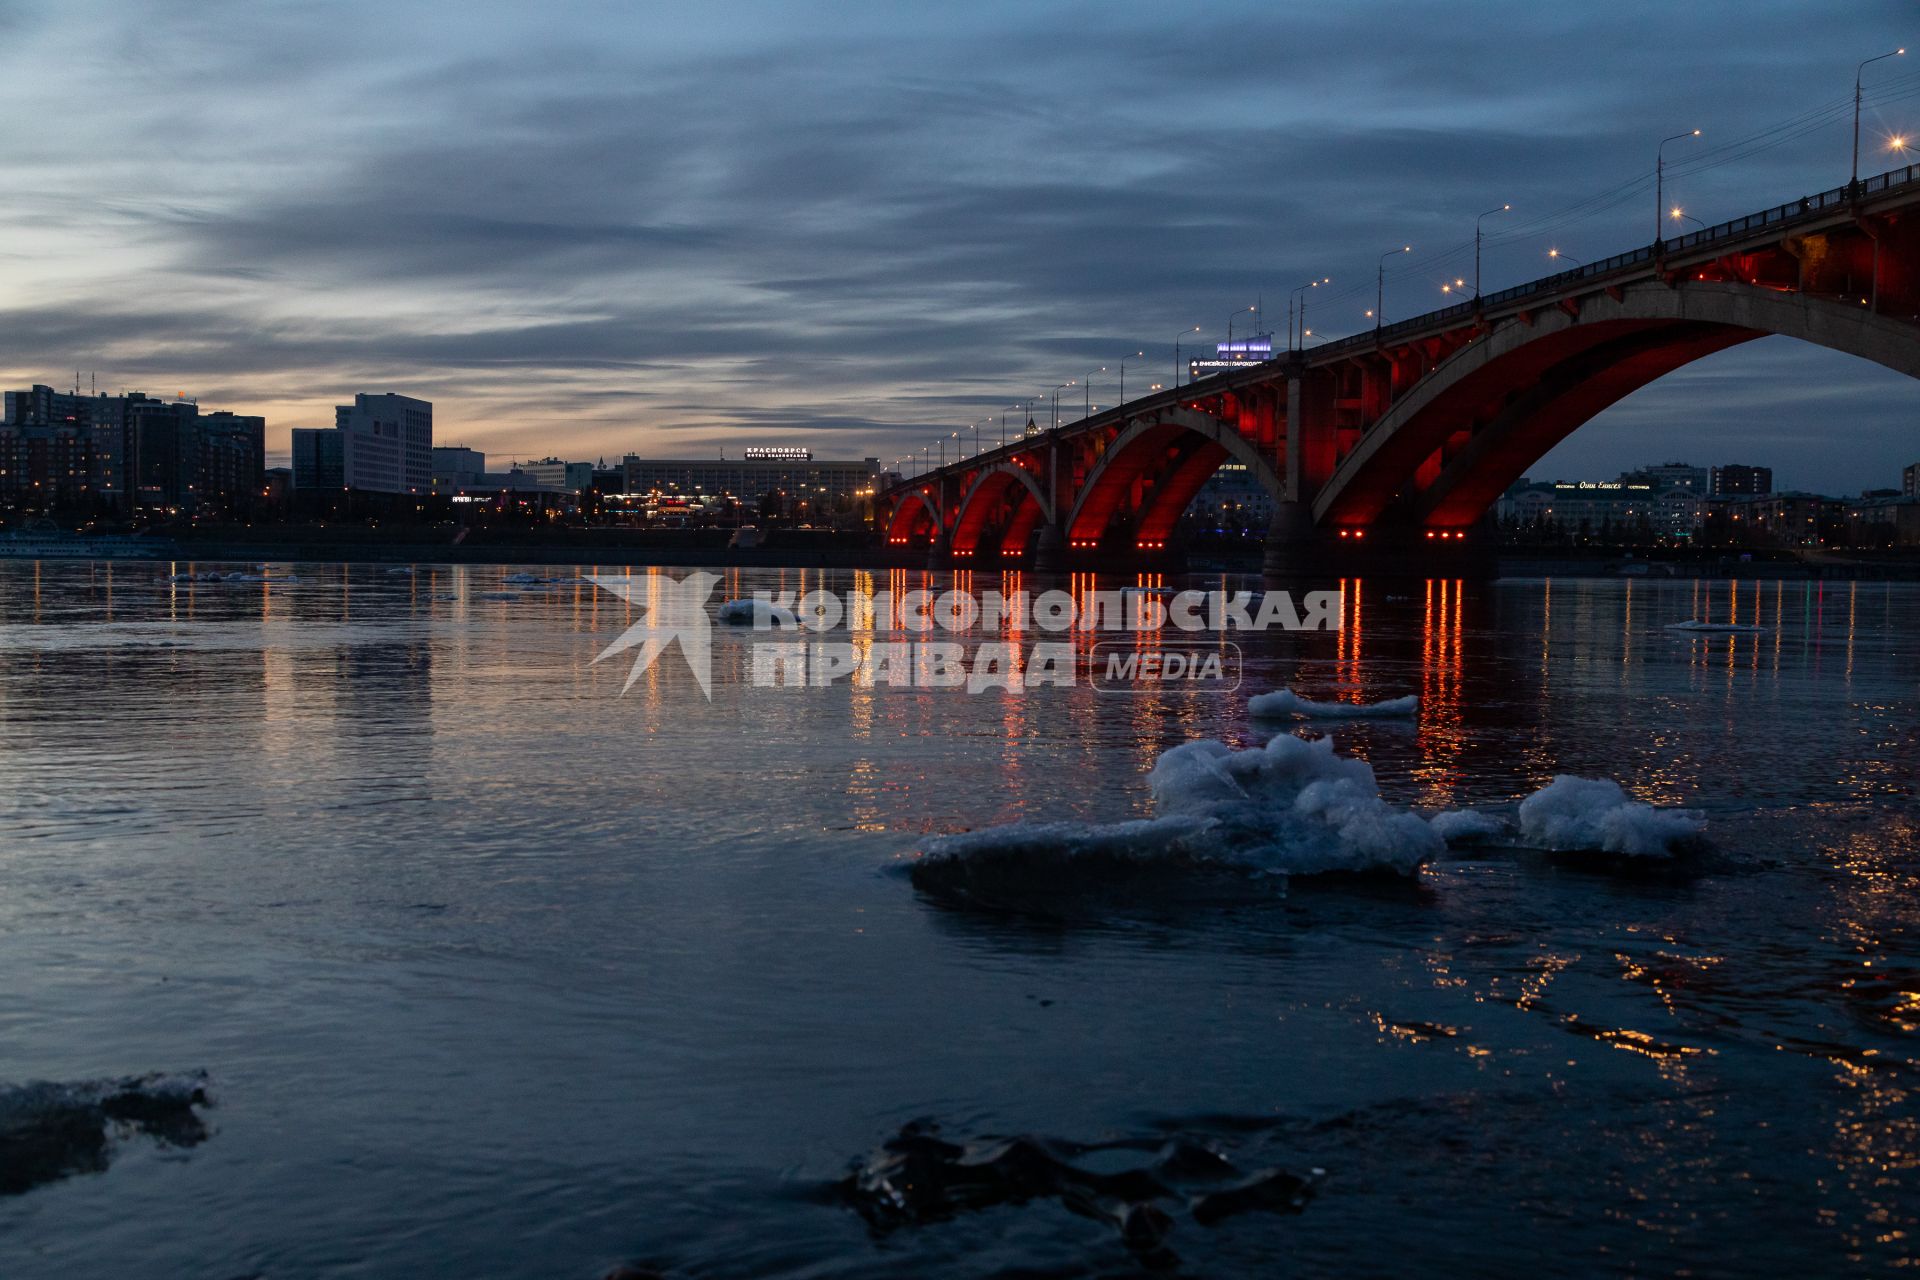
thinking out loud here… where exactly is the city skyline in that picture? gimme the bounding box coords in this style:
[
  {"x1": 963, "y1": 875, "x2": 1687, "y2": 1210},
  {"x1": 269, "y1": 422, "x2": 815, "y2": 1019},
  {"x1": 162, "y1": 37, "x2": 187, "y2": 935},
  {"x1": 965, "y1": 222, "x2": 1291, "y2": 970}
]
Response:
[{"x1": 0, "y1": 0, "x2": 1915, "y2": 491}]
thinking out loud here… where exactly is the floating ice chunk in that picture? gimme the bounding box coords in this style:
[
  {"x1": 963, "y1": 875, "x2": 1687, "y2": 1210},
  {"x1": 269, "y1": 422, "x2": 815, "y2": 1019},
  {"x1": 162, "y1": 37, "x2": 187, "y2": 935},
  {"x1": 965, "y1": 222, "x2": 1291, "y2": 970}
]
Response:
[
  {"x1": 717, "y1": 597, "x2": 798, "y2": 628},
  {"x1": 1665, "y1": 620, "x2": 1767, "y2": 633},
  {"x1": 919, "y1": 815, "x2": 1208, "y2": 863},
  {"x1": 1248, "y1": 688, "x2": 1418, "y2": 719},
  {"x1": 1428, "y1": 809, "x2": 1506, "y2": 843},
  {"x1": 916, "y1": 734, "x2": 1442, "y2": 886},
  {"x1": 1516, "y1": 776, "x2": 1704, "y2": 857},
  {"x1": 0, "y1": 1071, "x2": 211, "y2": 1196},
  {"x1": 503, "y1": 572, "x2": 543, "y2": 584},
  {"x1": 385, "y1": 566, "x2": 415, "y2": 575}
]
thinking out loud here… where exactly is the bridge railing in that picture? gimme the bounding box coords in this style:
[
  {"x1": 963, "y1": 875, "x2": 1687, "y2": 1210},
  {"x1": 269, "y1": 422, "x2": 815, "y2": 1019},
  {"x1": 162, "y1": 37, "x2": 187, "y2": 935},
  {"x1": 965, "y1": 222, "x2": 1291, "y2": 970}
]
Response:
[{"x1": 1317, "y1": 161, "x2": 1920, "y2": 361}]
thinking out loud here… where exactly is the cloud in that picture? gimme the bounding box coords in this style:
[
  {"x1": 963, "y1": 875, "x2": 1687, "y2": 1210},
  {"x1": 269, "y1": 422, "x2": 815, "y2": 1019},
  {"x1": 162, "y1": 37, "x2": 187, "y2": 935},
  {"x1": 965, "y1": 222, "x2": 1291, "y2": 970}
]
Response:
[{"x1": 0, "y1": 0, "x2": 1913, "y2": 489}]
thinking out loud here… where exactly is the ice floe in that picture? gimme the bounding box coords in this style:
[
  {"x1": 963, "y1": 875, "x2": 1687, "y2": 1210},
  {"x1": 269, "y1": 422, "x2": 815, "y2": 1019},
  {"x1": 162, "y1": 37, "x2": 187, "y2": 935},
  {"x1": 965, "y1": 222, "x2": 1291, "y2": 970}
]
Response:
[
  {"x1": 1665, "y1": 620, "x2": 1767, "y2": 633},
  {"x1": 717, "y1": 597, "x2": 798, "y2": 627},
  {"x1": 1427, "y1": 808, "x2": 1507, "y2": 844},
  {"x1": 0, "y1": 1071, "x2": 211, "y2": 1197},
  {"x1": 909, "y1": 736, "x2": 1710, "y2": 910},
  {"x1": 1516, "y1": 776, "x2": 1706, "y2": 857},
  {"x1": 1248, "y1": 688, "x2": 1418, "y2": 719},
  {"x1": 912, "y1": 734, "x2": 1446, "y2": 897},
  {"x1": 837, "y1": 1118, "x2": 1319, "y2": 1263}
]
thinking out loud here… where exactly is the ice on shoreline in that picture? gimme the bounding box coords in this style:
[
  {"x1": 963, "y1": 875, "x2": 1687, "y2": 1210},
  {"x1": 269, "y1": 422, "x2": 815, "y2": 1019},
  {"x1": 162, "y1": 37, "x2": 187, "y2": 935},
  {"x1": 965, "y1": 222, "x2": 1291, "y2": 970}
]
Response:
[{"x1": 1248, "y1": 688, "x2": 1418, "y2": 719}]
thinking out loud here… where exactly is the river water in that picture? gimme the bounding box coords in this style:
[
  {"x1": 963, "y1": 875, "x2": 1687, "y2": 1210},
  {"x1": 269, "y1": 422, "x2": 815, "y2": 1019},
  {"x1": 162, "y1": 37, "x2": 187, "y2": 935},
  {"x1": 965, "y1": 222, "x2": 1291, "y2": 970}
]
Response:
[{"x1": 0, "y1": 561, "x2": 1915, "y2": 1277}]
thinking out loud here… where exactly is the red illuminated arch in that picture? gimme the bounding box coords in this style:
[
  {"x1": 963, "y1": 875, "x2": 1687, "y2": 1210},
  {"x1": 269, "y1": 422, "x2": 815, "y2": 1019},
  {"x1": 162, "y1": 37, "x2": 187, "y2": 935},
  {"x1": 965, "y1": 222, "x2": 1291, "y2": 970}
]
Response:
[
  {"x1": 1064, "y1": 408, "x2": 1283, "y2": 549},
  {"x1": 1313, "y1": 281, "x2": 1920, "y2": 529}
]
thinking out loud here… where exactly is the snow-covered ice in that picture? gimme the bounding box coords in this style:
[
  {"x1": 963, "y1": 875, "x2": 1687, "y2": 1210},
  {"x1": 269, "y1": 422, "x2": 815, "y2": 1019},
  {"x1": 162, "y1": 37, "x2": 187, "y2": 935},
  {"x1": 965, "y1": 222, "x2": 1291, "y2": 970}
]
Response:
[
  {"x1": 717, "y1": 598, "x2": 798, "y2": 627},
  {"x1": 1516, "y1": 776, "x2": 1705, "y2": 857},
  {"x1": 1427, "y1": 808, "x2": 1506, "y2": 843},
  {"x1": 1248, "y1": 688, "x2": 1418, "y2": 719},
  {"x1": 915, "y1": 734, "x2": 1445, "y2": 883}
]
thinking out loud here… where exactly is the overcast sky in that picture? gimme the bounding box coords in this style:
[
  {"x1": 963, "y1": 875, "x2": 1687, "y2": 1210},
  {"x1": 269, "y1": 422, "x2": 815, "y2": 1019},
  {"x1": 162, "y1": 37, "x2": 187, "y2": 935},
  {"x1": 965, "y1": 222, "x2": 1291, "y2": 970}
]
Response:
[{"x1": 0, "y1": 0, "x2": 1914, "y2": 491}]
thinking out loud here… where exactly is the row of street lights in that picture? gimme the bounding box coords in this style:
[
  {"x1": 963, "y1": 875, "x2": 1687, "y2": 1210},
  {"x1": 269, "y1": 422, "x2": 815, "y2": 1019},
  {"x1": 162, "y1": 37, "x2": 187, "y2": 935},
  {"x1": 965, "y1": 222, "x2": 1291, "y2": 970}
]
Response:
[{"x1": 893, "y1": 49, "x2": 1911, "y2": 483}]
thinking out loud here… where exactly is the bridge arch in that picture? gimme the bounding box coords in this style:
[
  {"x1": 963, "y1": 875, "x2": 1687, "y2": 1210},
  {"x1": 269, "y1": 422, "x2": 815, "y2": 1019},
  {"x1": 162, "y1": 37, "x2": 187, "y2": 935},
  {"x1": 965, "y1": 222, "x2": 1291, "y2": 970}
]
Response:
[
  {"x1": 1313, "y1": 280, "x2": 1920, "y2": 529},
  {"x1": 1064, "y1": 408, "x2": 1285, "y2": 549},
  {"x1": 883, "y1": 487, "x2": 943, "y2": 545},
  {"x1": 949, "y1": 462, "x2": 1053, "y2": 556}
]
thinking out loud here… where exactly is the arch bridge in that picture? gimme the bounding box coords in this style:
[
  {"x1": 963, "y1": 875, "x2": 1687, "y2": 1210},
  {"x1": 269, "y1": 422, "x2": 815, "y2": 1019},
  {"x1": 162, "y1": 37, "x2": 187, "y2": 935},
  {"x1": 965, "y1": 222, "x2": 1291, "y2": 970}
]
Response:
[{"x1": 881, "y1": 165, "x2": 1920, "y2": 571}]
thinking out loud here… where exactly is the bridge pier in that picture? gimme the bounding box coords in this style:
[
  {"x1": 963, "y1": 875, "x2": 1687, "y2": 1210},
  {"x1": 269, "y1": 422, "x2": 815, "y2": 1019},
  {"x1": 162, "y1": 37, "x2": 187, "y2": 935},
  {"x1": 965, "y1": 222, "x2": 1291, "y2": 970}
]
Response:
[
  {"x1": 1032, "y1": 522, "x2": 1067, "y2": 573},
  {"x1": 1261, "y1": 501, "x2": 1316, "y2": 577},
  {"x1": 1262, "y1": 522, "x2": 1499, "y2": 580}
]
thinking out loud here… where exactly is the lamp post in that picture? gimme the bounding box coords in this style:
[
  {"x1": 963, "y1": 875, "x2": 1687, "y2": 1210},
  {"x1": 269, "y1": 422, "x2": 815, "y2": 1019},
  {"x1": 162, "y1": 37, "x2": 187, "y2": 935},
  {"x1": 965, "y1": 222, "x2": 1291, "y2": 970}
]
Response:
[
  {"x1": 1656, "y1": 130, "x2": 1700, "y2": 243},
  {"x1": 1118, "y1": 350, "x2": 1144, "y2": 402},
  {"x1": 1547, "y1": 248, "x2": 1584, "y2": 268},
  {"x1": 1375, "y1": 245, "x2": 1410, "y2": 332},
  {"x1": 1172, "y1": 326, "x2": 1201, "y2": 387},
  {"x1": 1670, "y1": 207, "x2": 1706, "y2": 232},
  {"x1": 1225, "y1": 304, "x2": 1256, "y2": 357},
  {"x1": 1083, "y1": 367, "x2": 1106, "y2": 421},
  {"x1": 1050, "y1": 381, "x2": 1074, "y2": 430},
  {"x1": 1475, "y1": 204, "x2": 1510, "y2": 297},
  {"x1": 1288, "y1": 279, "x2": 1328, "y2": 353},
  {"x1": 1855, "y1": 48, "x2": 1907, "y2": 188}
]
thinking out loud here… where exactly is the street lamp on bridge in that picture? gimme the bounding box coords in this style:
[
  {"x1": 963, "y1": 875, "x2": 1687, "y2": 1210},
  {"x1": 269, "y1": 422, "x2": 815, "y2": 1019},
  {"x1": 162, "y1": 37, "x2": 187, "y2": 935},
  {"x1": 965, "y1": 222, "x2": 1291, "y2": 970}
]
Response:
[
  {"x1": 1374, "y1": 245, "x2": 1410, "y2": 332},
  {"x1": 1670, "y1": 207, "x2": 1706, "y2": 231},
  {"x1": 1547, "y1": 247, "x2": 1584, "y2": 268},
  {"x1": 1288, "y1": 279, "x2": 1327, "y2": 352},
  {"x1": 1225, "y1": 304, "x2": 1256, "y2": 357},
  {"x1": 1854, "y1": 48, "x2": 1906, "y2": 188},
  {"x1": 1082, "y1": 367, "x2": 1107, "y2": 421},
  {"x1": 1009, "y1": 399, "x2": 1036, "y2": 446},
  {"x1": 1475, "y1": 204, "x2": 1510, "y2": 297},
  {"x1": 1117, "y1": 350, "x2": 1144, "y2": 403},
  {"x1": 1050, "y1": 381, "x2": 1075, "y2": 430},
  {"x1": 1172, "y1": 326, "x2": 1201, "y2": 387},
  {"x1": 1655, "y1": 129, "x2": 1700, "y2": 244}
]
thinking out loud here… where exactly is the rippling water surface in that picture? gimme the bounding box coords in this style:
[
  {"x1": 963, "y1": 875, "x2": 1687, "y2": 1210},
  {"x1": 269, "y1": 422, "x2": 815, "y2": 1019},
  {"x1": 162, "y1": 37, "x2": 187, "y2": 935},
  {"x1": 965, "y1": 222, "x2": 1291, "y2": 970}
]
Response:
[{"x1": 1, "y1": 561, "x2": 1917, "y2": 1277}]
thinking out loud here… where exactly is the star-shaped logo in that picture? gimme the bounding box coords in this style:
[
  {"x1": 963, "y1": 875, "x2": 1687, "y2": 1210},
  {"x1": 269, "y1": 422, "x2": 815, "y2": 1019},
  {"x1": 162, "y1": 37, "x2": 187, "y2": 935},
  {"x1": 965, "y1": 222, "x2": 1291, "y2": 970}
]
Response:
[{"x1": 588, "y1": 571, "x2": 722, "y2": 698}]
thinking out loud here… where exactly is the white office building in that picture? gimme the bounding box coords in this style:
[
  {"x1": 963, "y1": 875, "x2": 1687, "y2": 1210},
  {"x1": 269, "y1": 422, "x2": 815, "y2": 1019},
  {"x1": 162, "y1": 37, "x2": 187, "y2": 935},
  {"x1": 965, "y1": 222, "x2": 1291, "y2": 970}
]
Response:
[{"x1": 294, "y1": 393, "x2": 433, "y2": 493}]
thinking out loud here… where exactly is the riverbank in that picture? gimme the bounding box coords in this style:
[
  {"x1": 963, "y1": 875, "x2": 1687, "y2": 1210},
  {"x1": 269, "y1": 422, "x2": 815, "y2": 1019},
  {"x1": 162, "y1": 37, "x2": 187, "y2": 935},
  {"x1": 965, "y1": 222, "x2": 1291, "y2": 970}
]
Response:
[{"x1": 8, "y1": 530, "x2": 1920, "y2": 579}]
